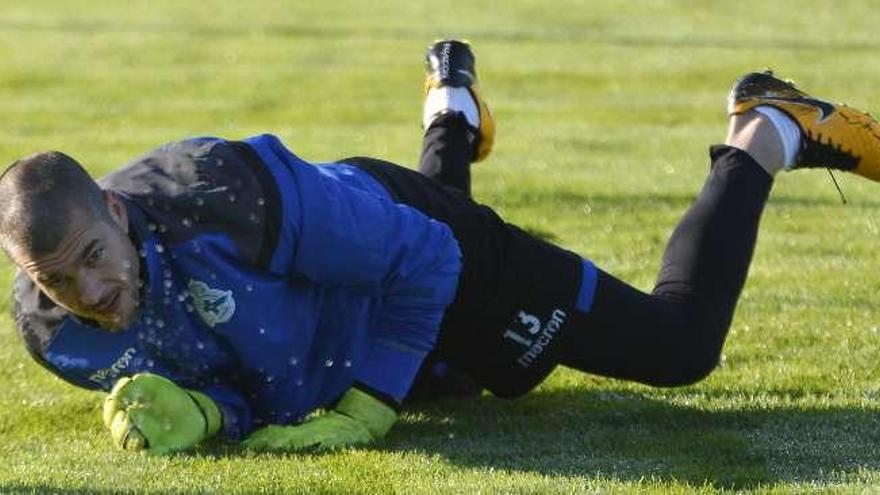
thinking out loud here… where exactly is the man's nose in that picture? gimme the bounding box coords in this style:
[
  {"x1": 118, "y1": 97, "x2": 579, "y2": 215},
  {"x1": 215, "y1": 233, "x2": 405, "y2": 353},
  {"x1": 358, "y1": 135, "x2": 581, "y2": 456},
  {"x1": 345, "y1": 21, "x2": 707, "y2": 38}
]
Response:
[{"x1": 78, "y1": 273, "x2": 108, "y2": 307}]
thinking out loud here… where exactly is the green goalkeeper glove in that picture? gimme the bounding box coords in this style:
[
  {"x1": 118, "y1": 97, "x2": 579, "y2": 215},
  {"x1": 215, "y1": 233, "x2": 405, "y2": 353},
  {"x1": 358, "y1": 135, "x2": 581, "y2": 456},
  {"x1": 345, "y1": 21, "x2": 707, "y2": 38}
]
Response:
[
  {"x1": 242, "y1": 387, "x2": 398, "y2": 452},
  {"x1": 102, "y1": 373, "x2": 222, "y2": 454}
]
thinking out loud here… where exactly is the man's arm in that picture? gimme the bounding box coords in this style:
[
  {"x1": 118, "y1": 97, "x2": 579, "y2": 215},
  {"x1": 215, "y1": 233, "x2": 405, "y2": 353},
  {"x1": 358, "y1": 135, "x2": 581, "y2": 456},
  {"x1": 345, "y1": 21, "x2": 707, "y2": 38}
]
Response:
[
  {"x1": 12, "y1": 273, "x2": 255, "y2": 449},
  {"x1": 246, "y1": 134, "x2": 462, "y2": 405}
]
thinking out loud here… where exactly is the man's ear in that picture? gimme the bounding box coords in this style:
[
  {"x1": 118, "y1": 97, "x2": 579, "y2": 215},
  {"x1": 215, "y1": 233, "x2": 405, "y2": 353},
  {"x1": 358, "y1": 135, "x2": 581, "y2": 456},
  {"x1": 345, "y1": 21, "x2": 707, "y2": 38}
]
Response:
[{"x1": 103, "y1": 191, "x2": 128, "y2": 233}]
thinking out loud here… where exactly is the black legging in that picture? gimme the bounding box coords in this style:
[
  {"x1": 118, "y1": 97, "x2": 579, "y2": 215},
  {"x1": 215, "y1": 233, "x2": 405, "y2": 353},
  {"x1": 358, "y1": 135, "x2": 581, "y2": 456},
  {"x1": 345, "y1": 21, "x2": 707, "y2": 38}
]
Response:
[{"x1": 420, "y1": 112, "x2": 773, "y2": 387}]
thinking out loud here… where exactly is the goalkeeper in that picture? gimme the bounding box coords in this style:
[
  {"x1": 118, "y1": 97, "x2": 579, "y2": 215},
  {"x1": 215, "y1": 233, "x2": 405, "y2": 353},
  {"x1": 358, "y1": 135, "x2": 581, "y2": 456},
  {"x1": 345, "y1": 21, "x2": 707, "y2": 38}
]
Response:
[{"x1": 4, "y1": 40, "x2": 880, "y2": 454}]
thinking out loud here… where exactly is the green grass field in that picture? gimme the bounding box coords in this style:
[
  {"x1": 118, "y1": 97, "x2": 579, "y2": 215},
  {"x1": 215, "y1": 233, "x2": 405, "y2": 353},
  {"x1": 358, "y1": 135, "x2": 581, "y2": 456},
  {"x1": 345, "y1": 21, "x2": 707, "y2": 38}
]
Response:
[{"x1": 2, "y1": 1, "x2": 880, "y2": 493}]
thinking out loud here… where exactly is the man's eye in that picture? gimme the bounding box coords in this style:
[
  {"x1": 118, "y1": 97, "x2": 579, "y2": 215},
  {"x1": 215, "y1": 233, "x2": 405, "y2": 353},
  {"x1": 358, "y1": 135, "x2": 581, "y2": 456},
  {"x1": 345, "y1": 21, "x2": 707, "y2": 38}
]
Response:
[{"x1": 86, "y1": 247, "x2": 106, "y2": 266}]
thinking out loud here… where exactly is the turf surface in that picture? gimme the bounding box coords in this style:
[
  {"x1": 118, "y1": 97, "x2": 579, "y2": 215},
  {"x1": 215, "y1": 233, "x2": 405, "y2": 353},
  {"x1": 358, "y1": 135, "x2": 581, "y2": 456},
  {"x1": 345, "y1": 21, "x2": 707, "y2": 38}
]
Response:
[{"x1": 1, "y1": 1, "x2": 880, "y2": 493}]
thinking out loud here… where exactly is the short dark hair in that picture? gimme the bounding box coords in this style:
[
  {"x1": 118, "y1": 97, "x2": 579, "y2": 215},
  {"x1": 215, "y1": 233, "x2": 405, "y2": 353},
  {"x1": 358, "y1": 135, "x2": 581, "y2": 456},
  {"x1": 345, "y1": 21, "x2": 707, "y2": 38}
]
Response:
[{"x1": 0, "y1": 151, "x2": 110, "y2": 258}]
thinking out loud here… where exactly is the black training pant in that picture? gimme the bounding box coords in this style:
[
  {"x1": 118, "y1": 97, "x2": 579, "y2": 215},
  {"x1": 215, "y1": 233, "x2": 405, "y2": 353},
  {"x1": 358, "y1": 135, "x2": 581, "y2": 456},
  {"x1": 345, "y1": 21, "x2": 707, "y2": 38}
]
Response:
[{"x1": 416, "y1": 112, "x2": 773, "y2": 388}]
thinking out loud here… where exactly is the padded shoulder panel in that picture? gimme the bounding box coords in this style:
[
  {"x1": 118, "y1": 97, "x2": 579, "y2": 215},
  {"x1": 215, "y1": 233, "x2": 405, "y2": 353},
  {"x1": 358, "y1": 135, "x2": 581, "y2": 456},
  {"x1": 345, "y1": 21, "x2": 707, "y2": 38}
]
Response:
[{"x1": 98, "y1": 138, "x2": 280, "y2": 267}]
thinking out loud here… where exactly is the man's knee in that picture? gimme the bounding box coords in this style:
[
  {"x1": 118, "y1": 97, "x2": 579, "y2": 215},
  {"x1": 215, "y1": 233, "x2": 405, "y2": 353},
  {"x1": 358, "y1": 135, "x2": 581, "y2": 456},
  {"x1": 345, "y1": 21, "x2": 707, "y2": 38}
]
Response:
[
  {"x1": 650, "y1": 356, "x2": 718, "y2": 387},
  {"x1": 642, "y1": 333, "x2": 724, "y2": 387}
]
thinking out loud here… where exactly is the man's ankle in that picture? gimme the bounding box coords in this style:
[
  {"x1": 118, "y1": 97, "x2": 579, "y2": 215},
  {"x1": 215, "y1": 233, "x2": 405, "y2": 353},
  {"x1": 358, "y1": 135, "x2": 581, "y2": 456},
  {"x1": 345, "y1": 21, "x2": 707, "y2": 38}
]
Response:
[{"x1": 725, "y1": 110, "x2": 788, "y2": 176}]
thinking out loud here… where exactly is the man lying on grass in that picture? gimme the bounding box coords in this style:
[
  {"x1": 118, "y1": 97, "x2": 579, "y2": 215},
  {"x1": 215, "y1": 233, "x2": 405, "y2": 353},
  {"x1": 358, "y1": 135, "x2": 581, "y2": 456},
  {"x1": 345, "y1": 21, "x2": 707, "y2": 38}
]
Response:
[{"x1": 3, "y1": 40, "x2": 879, "y2": 454}]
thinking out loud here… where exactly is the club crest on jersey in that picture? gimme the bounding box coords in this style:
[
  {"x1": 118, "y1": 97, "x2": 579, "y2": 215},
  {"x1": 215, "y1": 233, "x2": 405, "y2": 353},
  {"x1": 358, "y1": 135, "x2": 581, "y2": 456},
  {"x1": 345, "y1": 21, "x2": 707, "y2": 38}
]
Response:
[{"x1": 187, "y1": 279, "x2": 235, "y2": 327}]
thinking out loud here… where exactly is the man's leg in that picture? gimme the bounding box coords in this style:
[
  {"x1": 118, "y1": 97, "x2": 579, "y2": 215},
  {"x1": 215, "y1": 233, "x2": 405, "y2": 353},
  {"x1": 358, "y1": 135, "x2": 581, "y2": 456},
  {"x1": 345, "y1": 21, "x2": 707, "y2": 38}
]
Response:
[
  {"x1": 559, "y1": 72, "x2": 880, "y2": 386},
  {"x1": 407, "y1": 40, "x2": 498, "y2": 400},
  {"x1": 559, "y1": 113, "x2": 777, "y2": 385},
  {"x1": 419, "y1": 112, "x2": 476, "y2": 195},
  {"x1": 419, "y1": 40, "x2": 496, "y2": 196}
]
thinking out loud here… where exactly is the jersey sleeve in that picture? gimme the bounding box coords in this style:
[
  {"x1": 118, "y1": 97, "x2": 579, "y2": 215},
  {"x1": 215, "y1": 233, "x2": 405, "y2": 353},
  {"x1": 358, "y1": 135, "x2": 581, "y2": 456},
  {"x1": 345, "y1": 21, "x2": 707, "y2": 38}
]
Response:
[
  {"x1": 244, "y1": 134, "x2": 462, "y2": 402},
  {"x1": 13, "y1": 271, "x2": 254, "y2": 440}
]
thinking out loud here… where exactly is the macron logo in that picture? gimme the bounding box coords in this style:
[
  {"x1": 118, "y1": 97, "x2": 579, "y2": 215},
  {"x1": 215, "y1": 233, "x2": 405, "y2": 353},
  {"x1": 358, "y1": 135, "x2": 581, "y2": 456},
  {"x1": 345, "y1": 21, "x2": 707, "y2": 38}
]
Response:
[
  {"x1": 502, "y1": 309, "x2": 568, "y2": 368},
  {"x1": 88, "y1": 347, "x2": 137, "y2": 386}
]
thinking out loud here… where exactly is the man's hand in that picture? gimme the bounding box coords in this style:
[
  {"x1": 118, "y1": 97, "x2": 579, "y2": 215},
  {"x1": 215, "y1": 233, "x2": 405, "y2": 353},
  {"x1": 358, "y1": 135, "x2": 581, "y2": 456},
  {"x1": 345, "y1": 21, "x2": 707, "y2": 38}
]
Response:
[
  {"x1": 102, "y1": 373, "x2": 222, "y2": 454},
  {"x1": 242, "y1": 387, "x2": 397, "y2": 452}
]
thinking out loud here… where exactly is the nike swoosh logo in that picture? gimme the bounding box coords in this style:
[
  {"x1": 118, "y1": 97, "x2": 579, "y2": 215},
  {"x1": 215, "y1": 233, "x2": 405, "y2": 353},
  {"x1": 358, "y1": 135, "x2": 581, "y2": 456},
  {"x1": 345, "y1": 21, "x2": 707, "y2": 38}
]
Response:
[{"x1": 762, "y1": 96, "x2": 836, "y2": 123}]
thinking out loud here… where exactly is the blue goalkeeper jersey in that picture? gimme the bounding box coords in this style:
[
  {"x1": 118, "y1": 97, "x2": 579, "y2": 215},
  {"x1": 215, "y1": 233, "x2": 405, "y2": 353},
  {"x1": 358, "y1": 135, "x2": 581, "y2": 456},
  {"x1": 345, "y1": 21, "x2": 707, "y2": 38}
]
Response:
[{"x1": 13, "y1": 134, "x2": 462, "y2": 439}]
